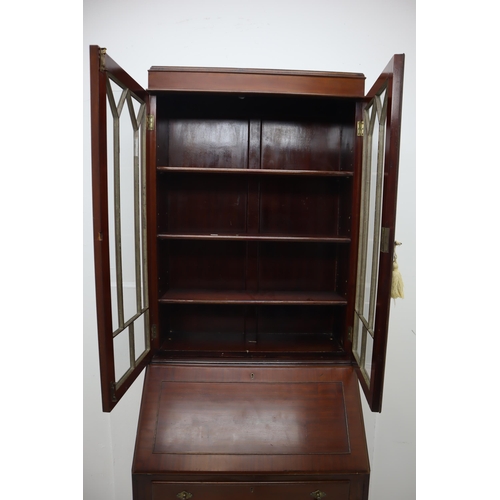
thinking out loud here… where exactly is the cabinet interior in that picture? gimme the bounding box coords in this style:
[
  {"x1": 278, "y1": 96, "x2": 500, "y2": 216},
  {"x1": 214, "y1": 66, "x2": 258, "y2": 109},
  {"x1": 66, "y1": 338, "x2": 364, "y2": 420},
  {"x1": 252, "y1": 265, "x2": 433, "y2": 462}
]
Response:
[{"x1": 154, "y1": 92, "x2": 357, "y2": 360}]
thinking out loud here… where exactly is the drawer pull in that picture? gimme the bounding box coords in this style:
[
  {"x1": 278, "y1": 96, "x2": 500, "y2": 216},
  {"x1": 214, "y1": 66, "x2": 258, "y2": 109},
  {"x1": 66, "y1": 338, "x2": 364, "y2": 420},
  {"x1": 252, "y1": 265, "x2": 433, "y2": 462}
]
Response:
[
  {"x1": 176, "y1": 492, "x2": 193, "y2": 499},
  {"x1": 310, "y1": 491, "x2": 326, "y2": 499}
]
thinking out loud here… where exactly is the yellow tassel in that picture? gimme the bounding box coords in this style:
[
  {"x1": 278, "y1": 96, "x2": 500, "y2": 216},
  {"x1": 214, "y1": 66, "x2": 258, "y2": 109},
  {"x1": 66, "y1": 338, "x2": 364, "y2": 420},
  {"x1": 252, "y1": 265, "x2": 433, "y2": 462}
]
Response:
[{"x1": 391, "y1": 256, "x2": 404, "y2": 299}]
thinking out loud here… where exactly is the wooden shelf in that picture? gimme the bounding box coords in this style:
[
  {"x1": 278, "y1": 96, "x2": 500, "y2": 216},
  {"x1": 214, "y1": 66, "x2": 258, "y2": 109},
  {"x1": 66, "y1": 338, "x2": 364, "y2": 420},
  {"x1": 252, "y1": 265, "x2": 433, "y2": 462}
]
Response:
[
  {"x1": 157, "y1": 332, "x2": 345, "y2": 354},
  {"x1": 159, "y1": 289, "x2": 348, "y2": 305},
  {"x1": 157, "y1": 233, "x2": 351, "y2": 243},
  {"x1": 157, "y1": 166, "x2": 353, "y2": 177}
]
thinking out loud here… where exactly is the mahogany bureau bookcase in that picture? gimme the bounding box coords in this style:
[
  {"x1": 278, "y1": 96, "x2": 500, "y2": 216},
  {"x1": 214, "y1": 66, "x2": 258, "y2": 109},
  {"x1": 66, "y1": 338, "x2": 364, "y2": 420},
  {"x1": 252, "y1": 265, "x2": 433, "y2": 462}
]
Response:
[{"x1": 89, "y1": 46, "x2": 404, "y2": 500}]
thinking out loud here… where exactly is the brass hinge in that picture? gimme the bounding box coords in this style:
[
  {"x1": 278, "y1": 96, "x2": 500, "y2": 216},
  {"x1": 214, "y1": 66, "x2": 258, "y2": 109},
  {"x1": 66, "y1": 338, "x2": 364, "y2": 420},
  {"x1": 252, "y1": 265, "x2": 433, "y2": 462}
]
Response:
[
  {"x1": 99, "y1": 47, "x2": 107, "y2": 72},
  {"x1": 356, "y1": 120, "x2": 364, "y2": 136},
  {"x1": 147, "y1": 114, "x2": 155, "y2": 131},
  {"x1": 381, "y1": 227, "x2": 390, "y2": 253},
  {"x1": 348, "y1": 326, "x2": 353, "y2": 341},
  {"x1": 151, "y1": 324, "x2": 157, "y2": 340},
  {"x1": 110, "y1": 382, "x2": 117, "y2": 402}
]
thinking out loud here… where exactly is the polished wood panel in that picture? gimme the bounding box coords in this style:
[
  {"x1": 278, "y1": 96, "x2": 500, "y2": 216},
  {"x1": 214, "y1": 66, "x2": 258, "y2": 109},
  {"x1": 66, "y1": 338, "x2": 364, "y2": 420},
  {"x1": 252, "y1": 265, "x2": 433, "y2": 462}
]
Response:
[
  {"x1": 259, "y1": 176, "x2": 352, "y2": 238},
  {"x1": 133, "y1": 364, "x2": 369, "y2": 474},
  {"x1": 261, "y1": 121, "x2": 349, "y2": 171},
  {"x1": 164, "y1": 240, "x2": 247, "y2": 291},
  {"x1": 257, "y1": 304, "x2": 345, "y2": 336},
  {"x1": 148, "y1": 66, "x2": 365, "y2": 97},
  {"x1": 157, "y1": 173, "x2": 248, "y2": 234},
  {"x1": 167, "y1": 119, "x2": 249, "y2": 169},
  {"x1": 153, "y1": 381, "x2": 349, "y2": 454},
  {"x1": 258, "y1": 242, "x2": 339, "y2": 293},
  {"x1": 157, "y1": 173, "x2": 352, "y2": 238},
  {"x1": 158, "y1": 237, "x2": 349, "y2": 300}
]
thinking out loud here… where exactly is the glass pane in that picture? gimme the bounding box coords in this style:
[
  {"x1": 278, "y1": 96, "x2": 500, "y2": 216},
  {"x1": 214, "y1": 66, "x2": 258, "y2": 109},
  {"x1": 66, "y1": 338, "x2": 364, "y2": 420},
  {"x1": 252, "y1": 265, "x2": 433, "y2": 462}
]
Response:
[
  {"x1": 353, "y1": 314, "x2": 362, "y2": 364},
  {"x1": 119, "y1": 96, "x2": 137, "y2": 323},
  {"x1": 134, "y1": 313, "x2": 148, "y2": 362},
  {"x1": 106, "y1": 80, "x2": 120, "y2": 332},
  {"x1": 104, "y1": 73, "x2": 150, "y2": 378},
  {"x1": 113, "y1": 329, "x2": 130, "y2": 382},
  {"x1": 362, "y1": 104, "x2": 379, "y2": 320},
  {"x1": 368, "y1": 88, "x2": 387, "y2": 326},
  {"x1": 364, "y1": 332, "x2": 374, "y2": 381},
  {"x1": 354, "y1": 84, "x2": 388, "y2": 389}
]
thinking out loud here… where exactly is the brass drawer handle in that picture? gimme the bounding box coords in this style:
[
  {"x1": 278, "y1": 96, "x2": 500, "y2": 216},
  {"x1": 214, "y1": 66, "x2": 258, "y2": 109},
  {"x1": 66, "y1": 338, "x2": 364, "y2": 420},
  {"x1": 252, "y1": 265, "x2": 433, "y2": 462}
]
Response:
[
  {"x1": 310, "y1": 491, "x2": 326, "y2": 499},
  {"x1": 176, "y1": 492, "x2": 192, "y2": 499}
]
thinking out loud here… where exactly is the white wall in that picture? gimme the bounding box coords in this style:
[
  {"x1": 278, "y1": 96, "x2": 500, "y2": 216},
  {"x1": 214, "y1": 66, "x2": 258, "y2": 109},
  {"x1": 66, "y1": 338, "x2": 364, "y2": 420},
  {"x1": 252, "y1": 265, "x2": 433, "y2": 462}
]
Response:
[{"x1": 83, "y1": 1, "x2": 416, "y2": 499}]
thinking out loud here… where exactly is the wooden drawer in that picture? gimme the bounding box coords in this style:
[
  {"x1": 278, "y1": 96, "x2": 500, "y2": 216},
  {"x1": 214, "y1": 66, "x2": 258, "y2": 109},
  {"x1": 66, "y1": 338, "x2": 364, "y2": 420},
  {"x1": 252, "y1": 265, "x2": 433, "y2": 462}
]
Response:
[{"x1": 152, "y1": 481, "x2": 350, "y2": 500}]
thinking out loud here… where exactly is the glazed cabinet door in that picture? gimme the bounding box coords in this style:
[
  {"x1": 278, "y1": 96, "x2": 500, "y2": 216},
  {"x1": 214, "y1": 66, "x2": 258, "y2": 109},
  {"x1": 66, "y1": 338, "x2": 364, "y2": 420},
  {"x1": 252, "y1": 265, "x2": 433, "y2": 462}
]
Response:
[
  {"x1": 90, "y1": 45, "x2": 157, "y2": 411},
  {"x1": 352, "y1": 54, "x2": 405, "y2": 412}
]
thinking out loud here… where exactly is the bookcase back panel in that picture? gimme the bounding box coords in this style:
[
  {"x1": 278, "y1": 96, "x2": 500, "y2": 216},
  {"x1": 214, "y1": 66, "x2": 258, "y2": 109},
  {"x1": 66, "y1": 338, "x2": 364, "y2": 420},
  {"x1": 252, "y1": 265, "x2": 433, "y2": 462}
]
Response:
[
  {"x1": 158, "y1": 174, "x2": 352, "y2": 238},
  {"x1": 167, "y1": 119, "x2": 249, "y2": 169},
  {"x1": 258, "y1": 242, "x2": 337, "y2": 292},
  {"x1": 159, "y1": 240, "x2": 348, "y2": 296},
  {"x1": 259, "y1": 177, "x2": 351, "y2": 237},
  {"x1": 156, "y1": 94, "x2": 356, "y2": 173},
  {"x1": 257, "y1": 304, "x2": 345, "y2": 336},
  {"x1": 162, "y1": 240, "x2": 247, "y2": 291},
  {"x1": 157, "y1": 173, "x2": 248, "y2": 234},
  {"x1": 261, "y1": 121, "x2": 353, "y2": 172},
  {"x1": 164, "y1": 304, "x2": 247, "y2": 335}
]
